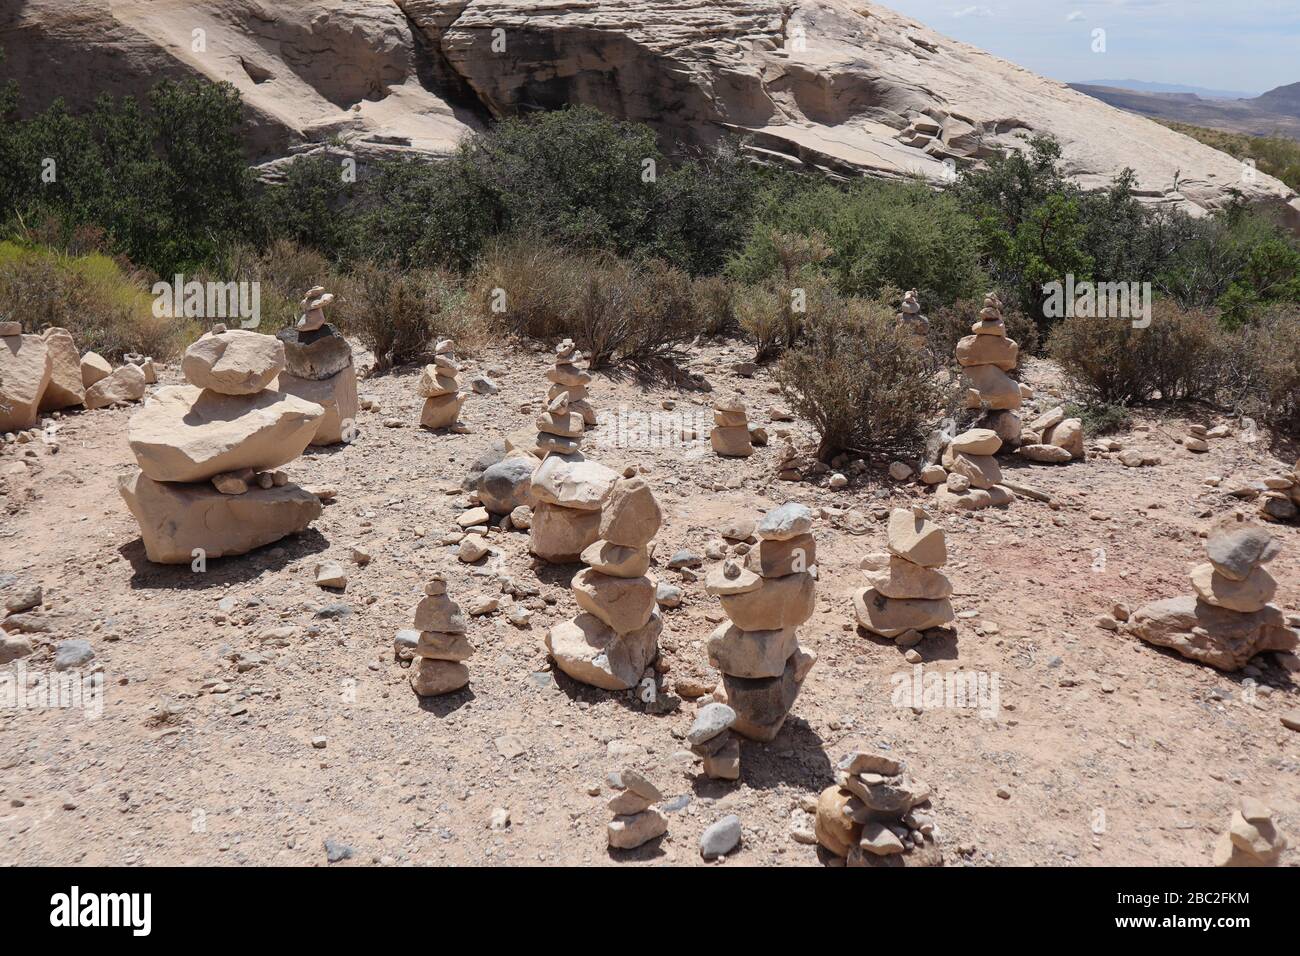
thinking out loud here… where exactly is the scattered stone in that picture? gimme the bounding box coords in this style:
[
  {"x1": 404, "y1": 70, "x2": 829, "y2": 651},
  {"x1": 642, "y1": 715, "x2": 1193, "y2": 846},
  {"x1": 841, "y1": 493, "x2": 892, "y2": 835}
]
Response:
[{"x1": 700, "y1": 815, "x2": 742, "y2": 859}]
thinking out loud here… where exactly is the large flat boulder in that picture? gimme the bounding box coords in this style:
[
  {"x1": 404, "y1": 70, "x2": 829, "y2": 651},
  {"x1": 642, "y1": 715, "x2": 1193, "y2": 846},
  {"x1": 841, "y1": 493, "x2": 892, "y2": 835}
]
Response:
[
  {"x1": 1124, "y1": 595, "x2": 1298, "y2": 671},
  {"x1": 118, "y1": 470, "x2": 322, "y2": 564},
  {"x1": 127, "y1": 385, "x2": 323, "y2": 482},
  {"x1": 0, "y1": 332, "x2": 52, "y2": 431},
  {"x1": 182, "y1": 329, "x2": 284, "y2": 395}
]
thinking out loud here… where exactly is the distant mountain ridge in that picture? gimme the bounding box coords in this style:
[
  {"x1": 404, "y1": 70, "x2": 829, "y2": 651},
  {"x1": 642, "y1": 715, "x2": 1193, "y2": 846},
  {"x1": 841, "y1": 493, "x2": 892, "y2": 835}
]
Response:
[
  {"x1": 1078, "y1": 79, "x2": 1259, "y2": 100},
  {"x1": 1071, "y1": 80, "x2": 1300, "y2": 140}
]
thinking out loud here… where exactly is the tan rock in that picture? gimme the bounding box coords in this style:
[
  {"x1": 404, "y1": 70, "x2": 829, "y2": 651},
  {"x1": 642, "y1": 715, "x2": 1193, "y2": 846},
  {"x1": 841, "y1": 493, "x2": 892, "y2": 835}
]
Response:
[
  {"x1": 718, "y1": 571, "x2": 815, "y2": 631},
  {"x1": 1190, "y1": 563, "x2": 1277, "y2": 613},
  {"x1": 0, "y1": 333, "x2": 52, "y2": 431},
  {"x1": 707, "y1": 622, "x2": 797, "y2": 679},
  {"x1": 1019, "y1": 443, "x2": 1073, "y2": 464},
  {"x1": 182, "y1": 329, "x2": 284, "y2": 395},
  {"x1": 887, "y1": 507, "x2": 947, "y2": 568},
  {"x1": 962, "y1": 364, "x2": 1022, "y2": 409},
  {"x1": 743, "y1": 533, "x2": 816, "y2": 578},
  {"x1": 276, "y1": 365, "x2": 358, "y2": 446},
  {"x1": 1042, "y1": 418, "x2": 1084, "y2": 459},
  {"x1": 853, "y1": 587, "x2": 955, "y2": 638},
  {"x1": 414, "y1": 631, "x2": 474, "y2": 662},
  {"x1": 943, "y1": 449, "x2": 1002, "y2": 489},
  {"x1": 420, "y1": 391, "x2": 465, "y2": 429},
  {"x1": 409, "y1": 657, "x2": 470, "y2": 696},
  {"x1": 814, "y1": 786, "x2": 862, "y2": 858},
  {"x1": 580, "y1": 540, "x2": 651, "y2": 578},
  {"x1": 607, "y1": 807, "x2": 667, "y2": 850},
  {"x1": 531, "y1": 455, "x2": 618, "y2": 511},
  {"x1": 412, "y1": 593, "x2": 467, "y2": 633},
  {"x1": 705, "y1": 559, "x2": 763, "y2": 596},
  {"x1": 866, "y1": 556, "x2": 953, "y2": 601},
  {"x1": 118, "y1": 470, "x2": 321, "y2": 564},
  {"x1": 79, "y1": 351, "x2": 112, "y2": 388},
  {"x1": 955, "y1": 334, "x2": 1018, "y2": 370},
  {"x1": 1205, "y1": 521, "x2": 1280, "y2": 580},
  {"x1": 529, "y1": 502, "x2": 603, "y2": 563},
  {"x1": 710, "y1": 425, "x2": 754, "y2": 457},
  {"x1": 38, "y1": 328, "x2": 85, "y2": 410},
  {"x1": 416, "y1": 365, "x2": 458, "y2": 397},
  {"x1": 127, "y1": 385, "x2": 323, "y2": 483},
  {"x1": 599, "y1": 476, "x2": 662, "y2": 547},
  {"x1": 1124, "y1": 595, "x2": 1297, "y2": 671},
  {"x1": 949, "y1": 428, "x2": 1001, "y2": 456},
  {"x1": 572, "y1": 568, "x2": 656, "y2": 633},
  {"x1": 83, "y1": 363, "x2": 146, "y2": 410},
  {"x1": 545, "y1": 610, "x2": 661, "y2": 690}
]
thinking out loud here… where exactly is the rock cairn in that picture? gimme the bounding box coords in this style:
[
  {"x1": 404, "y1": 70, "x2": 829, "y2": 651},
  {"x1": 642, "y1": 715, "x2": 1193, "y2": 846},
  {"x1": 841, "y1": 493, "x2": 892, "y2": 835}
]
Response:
[
  {"x1": 1259, "y1": 457, "x2": 1300, "y2": 523},
  {"x1": 705, "y1": 502, "x2": 818, "y2": 741},
  {"x1": 814, "y1": 750, "x2": 942, "y2": 866},
  {"x1": 606, "y1": 768, "x2": 668, "y2": 850},
  {"x1": 854, "y1": 507, "x2": 955, "y2": 640},
  {"x1": 897, "y1": 289, "x2": 929, "y2": 347},
  {"x1": 932, "y1": 427, "x2": 1013, "y2": 511},
  {"x1": 547, "y1": 338, "x2": 597, "y2": 427},
  {"x1": 418, "y1": 338, "x2": 467, "y2": 431},
  {"x1": 687, "y1": 701, "x2": 740, "y2": 781},
  {"x1": 957, "y1": 292, "x2": 1022, "y2": 445},
  {"x1": 1123, "y1": 518, "x2": 1297, "y2": 671},
  {"x1": 545, "y1": 475, "x2": 661, "y2": 689},
  {"x1": 408, "y1": 573, "x2": 473, "y2": 696},
  {"x1": 528, "y1": 392, "x2": 619, "y2": 564},
  {"x1": 1213, "y1": 797, "x2": 1288, "y2": 867},
  {"x1": 1018, "y1": 405, "x2": 1084, "y2": 464},
  {"x1": 118, "y1": 327, "x2": 324, "y2": 563},
  {"x1": 710, "y1": 395, "x2": 753, "y2": 457},
  {"x1": 275, "y1": 287, "x2": 358, "y2": 446}
]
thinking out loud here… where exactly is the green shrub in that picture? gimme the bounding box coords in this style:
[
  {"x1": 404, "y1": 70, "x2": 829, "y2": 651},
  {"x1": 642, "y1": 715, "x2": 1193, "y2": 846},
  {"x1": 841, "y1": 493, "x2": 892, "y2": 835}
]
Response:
[
  {"x1": 775, "y1": 295, "x2": 949, "y2": 460},
  {"x1": 0, "y1": 240, "x2": 189, "y2": 359},
  {"x1": 334, "y1": 264, "x2": 472, "y2": 371},
  {"x1": 1063, "y1": 401, "x2": 1132, "y2": 437},
  {"x1": 1048, "y1": 300, "x2": 1224, "y2": 405},
  {"x1": 692, "y1": 276, "x2": 736, "y2": 338}
]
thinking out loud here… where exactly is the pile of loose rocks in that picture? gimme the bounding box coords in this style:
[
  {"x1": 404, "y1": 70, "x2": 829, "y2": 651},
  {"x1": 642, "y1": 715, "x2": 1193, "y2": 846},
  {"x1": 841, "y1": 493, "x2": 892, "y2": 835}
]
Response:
[
  {"x1": 854, "y1": 507, "x2": 956, "y2": 641},
  {"x1": 1018, "y1": 405, "x2": 1085, "y2": 464},
  {"x1": 687, "y1": 702, "x2": 740, "y2": 781},
  {"x1": 408, "y1": 573, "x2": 474, "y2": 697},
  {"x1": 528, "y1": 394, "x2": 619, "y2": 564},
  {"x1": 275, "y1": 286, "x2": 357, "y2": 445},
  {"x1": 710, "y1": 395, "x2": 753, "y2": 457},
  {"x1": 1213, "y1": 797, "x2": 1289, "y2": 866},
  {"x1": 705, "y1": 503, "x2": 818, "y2": 741},
  {"x1": 1122, "y1": 518, "x2": 1297, "y2": 671},
  {"x1": 1258, "y1": 456, "x2": 1300, "y2": 523},
  {"x1": 545, "y1": 475, "x2": 662, "y2": 689},
  {"x1": 814, "y1": 750, "x2": 942, "y2": 866},
  {"x1": 418, "y1": 339, "x2": 467, "y2": 431},
  {"x1": 932, "y1": 427, "x2": 1013, "y2": 511},
  {"x1": 119, "y1": 327, "x2": 324, "y2": 563},
  {"x1": 606, "y1": 768, "x2": 668, "y2": 850}
]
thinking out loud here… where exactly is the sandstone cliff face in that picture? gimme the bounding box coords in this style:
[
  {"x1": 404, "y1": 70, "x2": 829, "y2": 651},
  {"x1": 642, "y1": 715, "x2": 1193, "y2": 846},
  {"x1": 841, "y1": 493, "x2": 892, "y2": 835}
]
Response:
[{"x1": 3, "y1": 0, "x2": 1297, "y2": 225}]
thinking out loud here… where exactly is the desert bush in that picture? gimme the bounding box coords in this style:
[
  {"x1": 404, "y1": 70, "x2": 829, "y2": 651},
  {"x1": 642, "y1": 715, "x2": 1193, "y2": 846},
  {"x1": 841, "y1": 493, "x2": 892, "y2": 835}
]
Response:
[
  {"x1": 775, "y1": 295, "x2": 949, "y2": 460},
  {"x1": 1220, "y1": 307, "x2": 1300, "y2": 439},
  {"x1": 1048, "y1": 300, "x2": 1225, "y2": 405},
  {"x1": 333, "y1": 263, "x2": 473, "y2": 372},
  {"x1": 927, "y1": 295, "x2": 1039, "y2": 364},
  {"x1": 0, "y1": 240, "x2": 188, "y2": 359},
  {"x1": 469, "y1": 239, "x2": 703, "y2": 367},
  {"x1": 692, "y1": 276, "x2": 736, "y2": 337},
  {"x1": 194, "y1": 239, "x2": 337, "y2": 333},
  {"x1": 1063, "y1": 401, "x2": 1133, "y2": 437}
]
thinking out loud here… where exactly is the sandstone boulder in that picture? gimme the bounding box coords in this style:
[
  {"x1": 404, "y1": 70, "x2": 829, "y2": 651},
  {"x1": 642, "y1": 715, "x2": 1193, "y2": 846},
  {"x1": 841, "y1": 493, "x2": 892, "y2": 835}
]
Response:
[
  {"x1": 182, "y1": 329, "x2": 285, "y2": 395},
  {"x1": 572, "y1": 568, "x2": 656, "y2": 633},
  {"x1": 0, "y1": 332, "x2": 52, "y2": 431},
  {"x1": 531, "y1": 455, "x2": 618, "y2": 511},
  {"x1": 599, "y1": 476, "x2": 662, "y2": 546},
  {"x1": 853, "y1": 587, "x2": 955, "y2": 638},
  {"x1": 84, "y1": 363, "x2": 146, "y2": 410},
  {"x1": 707, "y1": 623, "x2": 797, "y2": 679},
  {"x1": 79, "y1": 351, "x2": 111, "y2": 388},
  {"x1": 38, "y1": 328, "x2": 85, "y2": 410},
  {"x1": 1124, "y1": 595, "x2": 1297, "y2": 671},
  {"x1": 545, "y1": 611, "x2": 661, "y2": 690},
  {"x1": 275, "y1": 366, "x2": 358, "y2": 446},
  {"x1": 529, "y1": 502, "x2": 603, "y2": 563},
  {"x1": 718, "y1": 571, "x2": 816, "y2": 631}
]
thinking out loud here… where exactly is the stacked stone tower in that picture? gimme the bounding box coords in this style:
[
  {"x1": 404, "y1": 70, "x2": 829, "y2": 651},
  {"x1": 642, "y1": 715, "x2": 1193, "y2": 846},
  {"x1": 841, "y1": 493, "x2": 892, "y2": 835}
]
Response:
[
  {"x1": 276, "y1": 286, "x2": 358, "y2": 445},
  {"x1": 418, "y1": 339, "x2": 467, "y2": 431}
]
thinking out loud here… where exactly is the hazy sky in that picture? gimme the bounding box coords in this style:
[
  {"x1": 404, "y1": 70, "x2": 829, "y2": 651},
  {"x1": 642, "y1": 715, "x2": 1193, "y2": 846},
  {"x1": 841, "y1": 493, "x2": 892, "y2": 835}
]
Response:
[{"x1": 880, "y1": 0, "x2": 1300, "y2": 96}]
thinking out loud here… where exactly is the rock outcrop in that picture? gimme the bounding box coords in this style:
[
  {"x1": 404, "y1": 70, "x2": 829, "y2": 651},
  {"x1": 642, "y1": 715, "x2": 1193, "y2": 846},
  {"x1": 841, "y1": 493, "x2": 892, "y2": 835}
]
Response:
[{"x1": 7, "y1": 1, "x2": 1297, "y2": 226}]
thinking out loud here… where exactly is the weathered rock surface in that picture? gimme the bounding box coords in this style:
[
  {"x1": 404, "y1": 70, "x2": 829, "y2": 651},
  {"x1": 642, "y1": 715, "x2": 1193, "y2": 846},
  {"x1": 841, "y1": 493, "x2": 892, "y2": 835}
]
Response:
[
  {"x1": 182, "y1": 329, "x2": 284, "y2": 395},
  {"x1": 0, "y1": 332, "x2": 52, "y2": 431},
  {"x1": 128, "y1": 385, "x2": 323, "y2": 483},
  {"x1": 545, "y1": 610, "x2": 661, "y2": 690},
  {"x1": 276, "y1": 367, "x2": 358, "y2": 446},
  {"x1": 83, "y1": 363, "x2": 147, "y2": 410},
  {"x1": 118, "y1": 470, "x2": 322, "y2": 563},
  {"x1": 1124, "y1": 595, "x2": 1298, "y2": 671},
  {"x1": 38, "y1": 327, "x2": 85, "y2": 411}
]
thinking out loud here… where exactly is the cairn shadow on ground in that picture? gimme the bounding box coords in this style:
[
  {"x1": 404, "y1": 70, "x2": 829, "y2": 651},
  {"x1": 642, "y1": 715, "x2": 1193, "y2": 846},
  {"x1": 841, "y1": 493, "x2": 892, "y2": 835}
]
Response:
[
  {"x1": 605, "y1": 833, "x2": 667, "y2": 862},
  {"x1": 729, "y1": 716, "x2": 836, "y2": 792},
  {"x1": 120, "y1": 528, "x2": 331, "y2": 590},
  {"x1": 856, "y1": 625, "x2": 959, "y2": 662},
  {"x1": 415, "y1": 686, "x2": 476, "y2": 717},
  {"x1": 598, "y1": 355, "x2": 715, "y2": 393}
]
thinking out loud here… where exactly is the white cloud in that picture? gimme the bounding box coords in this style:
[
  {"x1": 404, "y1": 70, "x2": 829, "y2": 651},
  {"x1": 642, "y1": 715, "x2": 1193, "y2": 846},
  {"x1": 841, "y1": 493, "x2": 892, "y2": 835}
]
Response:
[
  {"x1": 1066, "y1": 11, "x2": 1086, "y2": 21},
  {"x1": 951, "y1": 4, "x2": 994, "y2": 16}
]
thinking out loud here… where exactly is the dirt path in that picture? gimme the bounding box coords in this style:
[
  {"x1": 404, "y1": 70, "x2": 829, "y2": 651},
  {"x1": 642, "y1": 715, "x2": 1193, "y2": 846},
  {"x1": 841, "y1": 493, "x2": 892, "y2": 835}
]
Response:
[{"x1": 1, "y1": 342, "x2": 1296, "y2": 866}]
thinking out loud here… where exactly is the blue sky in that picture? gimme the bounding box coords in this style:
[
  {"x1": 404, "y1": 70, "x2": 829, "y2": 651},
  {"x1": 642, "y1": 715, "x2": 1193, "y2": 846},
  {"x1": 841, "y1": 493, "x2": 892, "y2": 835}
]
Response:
[{"x1": 880, "y1": 0, "x2": 1300, "y2": 96}]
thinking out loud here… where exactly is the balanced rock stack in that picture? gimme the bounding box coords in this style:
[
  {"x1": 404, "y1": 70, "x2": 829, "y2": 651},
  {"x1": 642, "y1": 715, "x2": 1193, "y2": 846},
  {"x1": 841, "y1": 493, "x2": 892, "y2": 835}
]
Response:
[
  {"x1": 408, "y1": 573, "x2": 474, "y2": 696},
  {"x1": 545, "y1": 475, "x2": 661, "y2": 688},
  {"x1": 548, "y1": 338, "x2": 597, "y2": 427},
  {"x1": 118, "y1": 327, "x2": 325, "y2": 563},
  {"x1": 958, "y1": 292, "x2": 1022, "y2": 445},
  {"x1": 1213, "y1": 797, "x2": 1288, "y2": 867},
  {"x1": 418, "y1": 339, "x2": 467, "y2": 431},
  {"x1": 933, "y1": 427, "x2": 1012, "y2": 511},
  {"x1": 705, "y1": 503, "x2": 818, "y2": 742},
  {"x1": 1259, "y1": 457, "x2": 1300, "y2": 523},
  {"x1": 854, "y1": 507, "x2": 955, "y2": 640},
  {"x1": 710, "y1": 395, "x2": 754, "y2": 457},
  {"x1": 897, "y1": 289, "x2": 929, "y2": 348},
  {"x1": 606, "y1": 768, "x2": 668, "y2": 850},
  {"x1": 687, "y1": 702, "x2": 740, "y2": 781},
  {"x1": 1123, "y1": 518, "x2": 1298, "y2": 671},
  {"x1": 528, "y1": 399, "x2": 619, "y2": 564},
  {"x1": 814, "y1": 750, "x2": 942, "y2": 866},
  {"x1": 0, "y1": 320, "x2": 52, "y2": 432},
  {"x1": 1018, "y1": 405, "x2": 1085, "y2": 464},
  {"x1": 275, "y1": 287, "x2": 358, "y2": 446}
]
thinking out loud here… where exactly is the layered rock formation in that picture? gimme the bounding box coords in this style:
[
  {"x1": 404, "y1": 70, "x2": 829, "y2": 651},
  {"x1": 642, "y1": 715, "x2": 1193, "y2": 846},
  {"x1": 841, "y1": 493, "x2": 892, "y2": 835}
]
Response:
[
  {"x1": 606, "y1": 768, "x2": 668, "y2": 850},
  {"x1": 119, "y1": 327, "x2": 324, "y2": 563},
  {"x1": 710, "y1": 395, "x2": 754, "y2": 458},
  {"x1": 545, "y1": 476, "x2": 662, "y2": 689},
  {"x1": 275, "y1": 287, "x2": 358, "y2": 445},
  {"x1": 1123, "y1": 519, "x2": 1298, "y2": 671},
  {"x1": 1019, "y1": 405, "x2": 1085, "y2": 464},
  {"x1": 408, "y1": 574, "x2": 474, "y2": 696},
  {"x1": 854, "y1": 507, "x2": 955, "y2": 639},
  {"x1": 705, "y1": 503, "x2": 818, "y2": 741},
  {"x1": 931, "y1": 428, "x2": 1013, "y2": 511},
  {"x1": 814, "y1": 750, "x2": 942, "y2": 866},
  {"x1": 8, "y1": 2, "x2": 1297, "y2": 225},
  {"x1": 417, "y1": 339, "x2": 467, "y2": 431},
  {"x1": 959, "y1": 293, "x2": 1022, "y2": 433}
]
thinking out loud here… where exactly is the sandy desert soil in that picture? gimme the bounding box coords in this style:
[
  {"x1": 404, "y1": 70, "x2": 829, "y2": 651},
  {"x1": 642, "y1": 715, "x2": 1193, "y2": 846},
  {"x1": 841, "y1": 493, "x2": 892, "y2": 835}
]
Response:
[{"x1": 1, "y1": 341, "x2": 1297, "y2": 866}]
